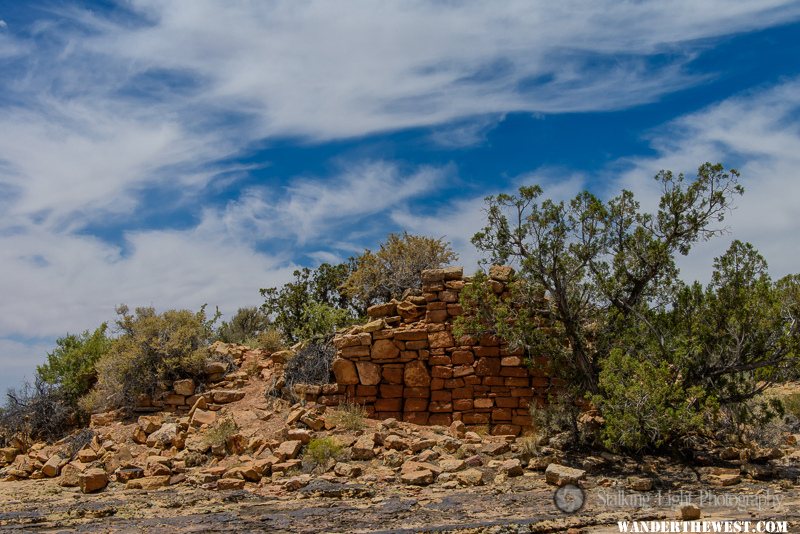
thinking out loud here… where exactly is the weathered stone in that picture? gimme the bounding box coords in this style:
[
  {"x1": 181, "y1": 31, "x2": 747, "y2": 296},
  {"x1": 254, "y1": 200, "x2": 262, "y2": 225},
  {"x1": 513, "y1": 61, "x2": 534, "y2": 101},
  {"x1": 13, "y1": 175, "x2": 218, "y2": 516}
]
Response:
[
  {"x1": 679, "y1": 504, "x2": 702, "y2": 520},
  {"x1": 283, "y1": 474, "x2": 312, "y2": 491},
  {"x1": 77, "y1": 448, "x2": 98, "y2": 463},
  {"x1": 401, "y1": 469, "x2": 435, "y2": 485},
  {"x1": 481, "y1": 442, "x2": 510, "y2": 456},
  {"x1": 135, "y1": 474, "x2": 173, "y2": 490},
  {"x1": 217, "y1": 477, "x2": 246, "y2": 490},
  {"x1": 708, "y1": 473, "x2": 741, "y2": 487},
  {"x1": 191, "y1": 408, "x2": 217, "y2": 427},
  {"x1": 275, "y1": 440, "x2": 303, "y2": 461},
  {"x1": 367, "y1": 302, "x2": 397, "y2": 318},
  {"x1": 332, "y1": 358, "x2": 360, "y2": 385},
  {"x1": 545, "y1": 464, "x2": 586, "y2": 486},
  {"x1": 79, "y1": 468, "x2": 108, "y2": 493},
  {"x1": 457, "y1": 468, "x2": 485, "y2": 486},
  {"x1": 372, "y1": 339, "x2": 400, "y2": 360},
  {"x1": 489, "y1": 265, "x2": 514, "y2": 282},
  {"x1": 59, "y1": 462, "x2": 87, "y2": 487},
  {"x1": 440, "y1": 458, "x2": 466, "y2": 472},
  {"x1": 352, "y1": 434, "x2": 376, "y2": 460},
  {"x1": 404, "y1": 360, "x2": 431, "y2": 387},
  {"x1": 287, "y1": 428, "x2": 312, "y2": 444},
  {"x1": 384, "y1": 435, "x2": 410, "y2": 451},
  {"x1": 115, "y1": 466, "x2": 145, "y2": 483},
  {"x1": 500, "y1": 458, "x2": 524, "y2": 476},
  {"x1": 421, "y1": 267, "x2": 463, "y2": 283},
  {"x1": 89, "y1": 410, "x2": 119, "y2": 427},
  {"x1": 146, "y1": 423, "x2": 178, "y2": 449},
  {"x1": 627, "y1": 476, "x2": 653, "y2": 491},
  {"x1": 212, "y1": 390, "x2": 245, "y2": 403},
  {"x1": 356, "y1": 361, "x2": 381, "y2": 386},
  {"x1": 448, "y1": 420, "x2": 466, "y2": 439},
  {"x1": 41, "y1": 455, "x2": 64, "y2": 477},
  {"x1": 0, "y1": 447, "x2": 19, "y2": 463},
  {"x1": 205, "y1": 361, "x2": 228, "y2": 375},
  {"x1": 334, "y1": 463, "x2": 362, "y2": 478},
  {"x1": 173, "y1": 378, "x2": 196, "y2": 396}
]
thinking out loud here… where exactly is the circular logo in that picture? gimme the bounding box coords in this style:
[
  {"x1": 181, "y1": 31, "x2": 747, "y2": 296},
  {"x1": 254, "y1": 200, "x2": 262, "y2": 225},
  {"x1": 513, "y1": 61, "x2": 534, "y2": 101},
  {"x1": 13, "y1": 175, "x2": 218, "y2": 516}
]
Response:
[{"x1": 554, "y1": 484, "x2": 585, "y2": 514}]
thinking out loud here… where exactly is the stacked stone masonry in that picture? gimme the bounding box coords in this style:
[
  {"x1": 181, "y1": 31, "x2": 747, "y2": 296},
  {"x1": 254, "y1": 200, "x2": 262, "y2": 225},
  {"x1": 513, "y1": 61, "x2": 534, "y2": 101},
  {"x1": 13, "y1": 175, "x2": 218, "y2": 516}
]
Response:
[{"x1": 324, "y1": 265, "x2": 554, "y2": 436}]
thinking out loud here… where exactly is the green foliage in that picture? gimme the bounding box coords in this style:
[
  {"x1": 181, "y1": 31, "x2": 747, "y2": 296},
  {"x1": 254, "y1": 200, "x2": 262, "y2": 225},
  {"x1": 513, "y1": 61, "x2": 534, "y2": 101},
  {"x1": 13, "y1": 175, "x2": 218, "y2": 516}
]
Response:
[
  {"x1": 260, "y1": 262, "x2": 360, "y2": 343},
  {"x1": 593, "y1": 349, "x2": 713, "y2": 452},
  {"x1": 216, "y1": 307, "x2": 270, "y2": 344},
  {"x1": 327, "y1": 402, "x2": 367, "y2": 431},
  {"x1": 460, "y1": 162, "x2": 800, "y2": 450},
  {"x1": 203, "y1": 418, "x2": 239, "y2": 449},
  {"x1": 84, "y1": 305, "x2": 218, "y2": 412},
  {"x1": 344, "y1": 232, "x2": 458, "y2": 304},
  {"x1": 251, "y1": 327, "x2": 285, "y2": 352},
  {"x1": 305, "y1": 436, "x2": 343, "y2": 465},
  {"x1": 36, "y1": 324, "x2": 111, "y2": 409}
]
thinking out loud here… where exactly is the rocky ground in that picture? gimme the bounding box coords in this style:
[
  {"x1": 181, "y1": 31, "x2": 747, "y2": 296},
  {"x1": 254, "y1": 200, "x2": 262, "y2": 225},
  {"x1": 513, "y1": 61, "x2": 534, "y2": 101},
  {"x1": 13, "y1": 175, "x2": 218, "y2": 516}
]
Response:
[{"x1": 2, "y1": 345, "x2": 799, "y2": 533}]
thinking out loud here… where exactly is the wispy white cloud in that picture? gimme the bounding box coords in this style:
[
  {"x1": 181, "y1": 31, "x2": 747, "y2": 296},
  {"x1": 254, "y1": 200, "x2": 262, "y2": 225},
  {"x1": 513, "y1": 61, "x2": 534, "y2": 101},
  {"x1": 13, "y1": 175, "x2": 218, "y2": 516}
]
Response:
[{"x1": 210, "y1": 160, "x2": 451, "y2": 245}]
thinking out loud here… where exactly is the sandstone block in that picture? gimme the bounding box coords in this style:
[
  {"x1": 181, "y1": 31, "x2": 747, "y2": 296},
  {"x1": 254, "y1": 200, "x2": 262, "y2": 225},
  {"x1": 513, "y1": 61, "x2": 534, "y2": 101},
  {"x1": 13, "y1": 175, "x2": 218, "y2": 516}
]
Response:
[
  {"x1": 372, "y1": 339, "x2": 400, "y2": 360},
  {"x1": 356, "y1": 361, "x2": 381, "y2": 385},
  {"x1": 79, "y1": 468, "x2": 108, "y2": 493},
  {"x1": 332, "y1": 358, "x2": 359, "y2": 385},
  {"x1": 545, "y1": 463, "x2": 586, "y2": 486}
]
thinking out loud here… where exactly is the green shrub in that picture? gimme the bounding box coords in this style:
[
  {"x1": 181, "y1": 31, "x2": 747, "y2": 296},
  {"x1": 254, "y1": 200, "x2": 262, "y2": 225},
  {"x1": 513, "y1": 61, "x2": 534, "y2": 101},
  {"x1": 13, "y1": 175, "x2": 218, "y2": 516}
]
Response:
[
  {"x1": 251, "y1": 327, "x2": 285, "y2": 353},
  {"x1": 83, "y1": 305, "x2": 218, "y2": 412},
  {"x1": 344, "y1": 232, "x2": 458, "y2": 304},
  {"x1": 36, "y1": 324, "x2": 110, "y2": 410},
  {"x1": 304, "y1": 437, "x2": 342, "y2": 465},
  {"x1": 327, "y1": 402, "x2": 366, "y2": 431},
  {"x1": 593, "y1": 349, "x2": 714, "y2": 452},
  {"x1": 203, "y1": 418, "x2": 239, "y2": 449},
  {"x1": 216, "y1": 307, "x2": 271, "y2": 344}
]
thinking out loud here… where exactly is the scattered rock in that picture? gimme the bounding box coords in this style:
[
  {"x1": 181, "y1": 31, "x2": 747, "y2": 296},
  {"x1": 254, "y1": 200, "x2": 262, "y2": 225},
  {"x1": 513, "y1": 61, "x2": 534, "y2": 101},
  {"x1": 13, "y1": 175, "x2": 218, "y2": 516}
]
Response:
[
  {"x1": 334, "y1": 463, "x2": 362, "y2": 478},
  {"x1": 352, "y1": 434, "x2": 376, "y2": 460},
  {"x1": 79, "y1": 468, "x2": 108, "y2": 494},
  {"x1": 457, "y1": 468, "x2": 484, "y2": 486},
  {"x1": 127, "y1": 475, "x2": 170, "y2": 490},
  {"x1": 500, "y1": 458, "x2": 523, "y2": 477},
  {"x1": 401, "y1": 469, "x2": 435, "y2": 486},
  {"x1": 217, "y1": 478, "x2": 246, "y2": 491},
  {"x1": 545, "y1": 464, "x2": 586, "y2": 486},
  {"x1": 627, "y1": 476, "x2": 653, "y2": 492},
  {"x1": 679, "y1": 504, "x2": 702, "y2": 520},
  {"x1": 275, "y1": 440, "x2": 303, "y2": 461}
]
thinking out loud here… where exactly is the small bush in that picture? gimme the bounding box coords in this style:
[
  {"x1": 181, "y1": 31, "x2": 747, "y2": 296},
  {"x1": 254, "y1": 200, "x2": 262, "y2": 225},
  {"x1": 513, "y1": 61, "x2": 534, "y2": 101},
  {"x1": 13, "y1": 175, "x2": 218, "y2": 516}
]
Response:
[
  {"x1": 304, "y1": 437, "x2": 342, "y2": 466},
  {"x1": 84, "y1": 305, "x2": 218, "y2": 412},
  {"x1": 593, "y1": 349, "x2": 713, "y2": 453},
  {"x1": 0, "y1": 377, "x2": 73, "y2": 447},
  {"x1": 529, "y1": 393, "x2": 580, "y2": 443},
  {"x1": 203, "y1": 418, "x2": 239, "y2": 449},
  {"x1": 217, "y1": 307, "x2": 271, "y2": 344},
  {"x1": 327, "y1": 402, "x2": 366, "y2": 431},
  {"x1": 36, "y1": 324, "x2": 110, "y2": 411},
  {"x1": 281, "y1": 340, "x2": 335, "y2": 399},
  {"x1": 251, "y1": 328, "x2": 285, "y2": 353}
]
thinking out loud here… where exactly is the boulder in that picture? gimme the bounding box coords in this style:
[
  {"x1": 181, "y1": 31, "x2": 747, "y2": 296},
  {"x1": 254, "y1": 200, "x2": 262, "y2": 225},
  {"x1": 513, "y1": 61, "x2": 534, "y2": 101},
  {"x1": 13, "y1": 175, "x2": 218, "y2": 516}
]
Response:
[
  {"x1": 146, "y1": 423, "x2": 178, "y2": 449},
  {"x1": 401, "y1": 469, "x2": 435, "y2": 486},
  {"x1": 41, "y1": 455, "x2": 64, "y2": 478},
  {"x1": 481, "y1": 442, "x2": 510, "y2": 456},
  {"x1": 287, "y1": 428, "x2": 312, "y2": 444},
  {"x1": 212, "y1": 390, "x2": 245, "y2": 404},
  {"x1": 191, "y1": 408, "x2": 217, "y2": 427},
  {"x1": 384, "y1": 435, "x2": 410, "y2": 451},
  {"x1": 627, "y1": 476, "x2": 653, "y2": 491},
  {"x1": 448, "y1": 420, "x2": 466, "y2": 439},
  {"x1": 79, "y1": 468, "x2": 108, "y2": 493},
  {"x1": 216, "y1": 477, "x2": 246, "y2": 490},
  {"x1": 500, "y1": 458, "x2": 524, "y2": 477},
  {"x1": 456, "y1": 468, "x2": 484, "y2": 486},
  {"x1": 60, "y1": 462, "x2": 87, "y2": 487},
  {"x1": 173, "y1": 379, "x2": 196, "y2": 396},
  {"x1": 334, "y1": 463, "x2": 362, "y2": 478},
  {"x1": 679, "y1": 504, "x2": 701, "y2": 521},
  {"x1": 275, "y1": 440, "x2": 303, "y2": 461},
  {"x1": 351, "y1": 434, "x2": 376, "y2": 460},
  {"x1": 545, "y1": 463, "x2": 586, "y2": 486},
  {"x1": 439, "y1": 458, "x2": 466, "y2": 472}
]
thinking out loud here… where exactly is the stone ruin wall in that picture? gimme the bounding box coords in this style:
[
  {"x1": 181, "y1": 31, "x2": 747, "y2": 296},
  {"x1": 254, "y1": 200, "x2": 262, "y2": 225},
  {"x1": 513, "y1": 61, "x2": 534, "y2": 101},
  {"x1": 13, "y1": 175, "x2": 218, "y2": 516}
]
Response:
[{"x1": 312, "y1": 265, "x2": 557, "y2": 436}]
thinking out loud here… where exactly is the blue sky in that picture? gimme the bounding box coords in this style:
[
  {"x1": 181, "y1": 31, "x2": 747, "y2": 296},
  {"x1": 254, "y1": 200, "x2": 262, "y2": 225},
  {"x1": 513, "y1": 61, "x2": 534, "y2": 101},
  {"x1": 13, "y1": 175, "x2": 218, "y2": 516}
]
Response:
[{"x1": 1, "y1": 1, "x2": 800, "y2": 393}]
